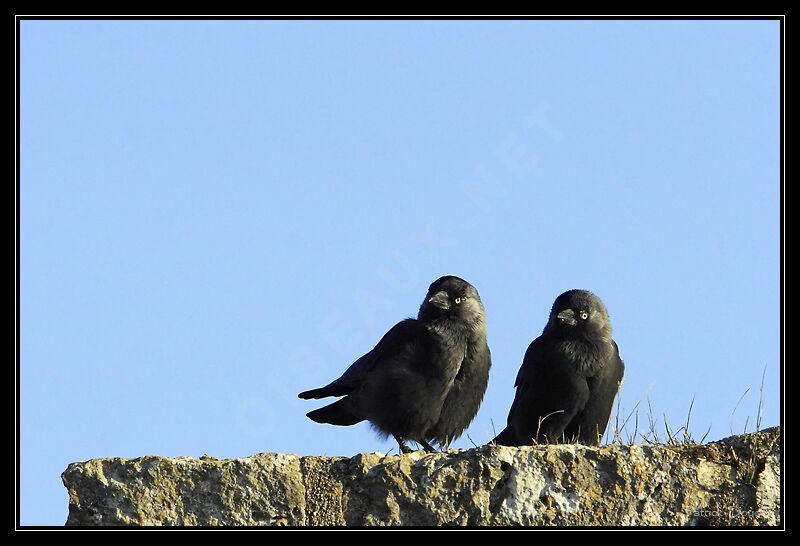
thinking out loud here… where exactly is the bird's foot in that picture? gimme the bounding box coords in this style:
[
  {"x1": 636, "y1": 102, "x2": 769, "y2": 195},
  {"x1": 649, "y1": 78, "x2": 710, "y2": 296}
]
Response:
[
  {"x1": 419, "y1": 439, "x2": 439, "y2": 453},
  {"x1": 394, "y1": 435, "x2": 413, "y2": 454}
]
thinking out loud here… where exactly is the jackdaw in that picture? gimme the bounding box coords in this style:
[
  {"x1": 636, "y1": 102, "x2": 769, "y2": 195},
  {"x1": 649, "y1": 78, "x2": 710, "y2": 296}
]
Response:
[
  {"x1": 492, "y1": 289, "x2": 624, "y2": 447},
  {"x1": 298, "y1": 275, "x2": 483, "y2": 454}
]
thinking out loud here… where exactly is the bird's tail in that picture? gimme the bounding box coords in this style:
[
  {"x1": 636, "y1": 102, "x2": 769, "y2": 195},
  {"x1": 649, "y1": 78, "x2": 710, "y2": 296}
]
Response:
[
  {"x1": 298, "y1": 382, "x2": 353, "y2": 400},
  {"x1": 491, "y1": 426, "x2": 519, "y2": 447},
  {"x1": 306, "y1": 399, "x2": 363, "y2": 426},
  {"x1": 298, "y1": 387, "x2": 331, "y2": 400}
]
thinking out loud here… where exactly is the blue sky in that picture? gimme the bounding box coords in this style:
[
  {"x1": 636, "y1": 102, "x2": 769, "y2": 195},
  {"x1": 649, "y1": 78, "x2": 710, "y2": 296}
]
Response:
[{"x1": 18, "y1": 18, "x2": 781, "y2": 526}]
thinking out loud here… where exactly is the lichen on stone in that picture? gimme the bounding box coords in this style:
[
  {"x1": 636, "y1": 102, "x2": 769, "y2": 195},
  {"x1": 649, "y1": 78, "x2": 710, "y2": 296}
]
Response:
[{"x1": 62, "y1": 427, "x2": 781, "y2": 527}]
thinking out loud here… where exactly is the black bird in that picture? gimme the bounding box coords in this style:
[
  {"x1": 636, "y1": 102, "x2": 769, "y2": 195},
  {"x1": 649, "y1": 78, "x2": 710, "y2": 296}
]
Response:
[
  {"x1": 493, "y1": 289, "x2": 625, "y2": 447},
  {"x1": 424, "y1": 278, "x2": 491, "y2": 449},
  {"x1": 298, "y1": 276, "x2": 483, "y2": 454}
]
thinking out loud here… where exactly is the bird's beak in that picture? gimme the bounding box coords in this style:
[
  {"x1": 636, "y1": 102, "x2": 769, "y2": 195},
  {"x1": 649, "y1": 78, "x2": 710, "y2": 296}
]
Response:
[
  {"x1": 428, "y1": 291, "x2": 451, "y2": 310},
  {"x1": 557, "y1": 309, "x2": 577, "y2": 326}
]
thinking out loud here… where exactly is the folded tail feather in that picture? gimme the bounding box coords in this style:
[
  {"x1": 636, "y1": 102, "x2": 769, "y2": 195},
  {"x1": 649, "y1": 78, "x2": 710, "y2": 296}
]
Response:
[
  {"x1": 306, "y1": 399, "x2": 363, "y2": 426},
  {"x1": 298, "y1": 383, "x2": 355, "y2": 400},
  {"x1": 298, "y1": 387, "x2": 330, "y2": 400}
]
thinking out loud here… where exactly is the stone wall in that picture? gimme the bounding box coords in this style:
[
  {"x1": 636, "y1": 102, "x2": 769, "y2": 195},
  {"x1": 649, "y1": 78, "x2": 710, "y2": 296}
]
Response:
[{"x1": 61, "y1": 427, "x2": 781, "y2": 527}]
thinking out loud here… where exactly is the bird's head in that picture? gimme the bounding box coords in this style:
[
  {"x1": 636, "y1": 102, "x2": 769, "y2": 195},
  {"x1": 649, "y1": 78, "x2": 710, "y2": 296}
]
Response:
[
  {"x1": 418, "y1": 275, "x2": 485, "y2": 328},
  {"x1": 546, "y1": 289, "x2": 612, "y2": 342}
]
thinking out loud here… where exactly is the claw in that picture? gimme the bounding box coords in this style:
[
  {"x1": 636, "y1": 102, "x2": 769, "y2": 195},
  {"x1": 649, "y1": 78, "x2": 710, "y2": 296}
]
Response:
[
  {"x1": 419, "y1": 440, "x2": 438, "y2": 453},
  {"x1": 394, "y1": 435, "x2": 413, "y2": 454}
]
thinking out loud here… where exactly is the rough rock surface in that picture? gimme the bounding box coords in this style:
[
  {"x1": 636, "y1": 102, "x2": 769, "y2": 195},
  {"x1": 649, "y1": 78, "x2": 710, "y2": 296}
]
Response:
[{"x1": 61, "y1": 427, "x2": 781, "y2": 527}]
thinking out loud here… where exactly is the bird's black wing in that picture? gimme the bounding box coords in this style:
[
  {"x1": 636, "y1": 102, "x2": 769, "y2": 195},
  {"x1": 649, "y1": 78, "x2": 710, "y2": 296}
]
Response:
[
  {"x1": 426, "y1": 340, "x2": 491, "y2": 448},
  {"x1": 492, "y1": 337, "x2": 547, "y2": 446},
  {"x1": 303, "y1": 317, "x2": 458, "y2": 439},
  {"x1": 567, "y1": 340, "x2": 625, "y2": 445},
  {"x1": 498, "y1": 335, "x2": 591, "y2": 445},
  {"x1": 298, "y1": 318, "x2": 425, "y2": 400}
]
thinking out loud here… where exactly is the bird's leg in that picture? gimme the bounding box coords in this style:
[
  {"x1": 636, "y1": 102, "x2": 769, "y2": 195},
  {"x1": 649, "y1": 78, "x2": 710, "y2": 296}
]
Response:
[
  {"x1": 419, "y1": 439, "x2": 439, "y2": 453},
  {"x1": 394, "y1": 435, "x2": 413, "y2": 454}
]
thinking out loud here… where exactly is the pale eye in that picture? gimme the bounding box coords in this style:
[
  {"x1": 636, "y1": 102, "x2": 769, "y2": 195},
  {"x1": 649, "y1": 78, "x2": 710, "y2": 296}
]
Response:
[
  {"x1": 455, "y1": 297, "x2": 462, "y2": 304},
  {"x1": 580, "y1": 311, "x2": 589, "y2": 320}
]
